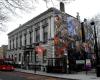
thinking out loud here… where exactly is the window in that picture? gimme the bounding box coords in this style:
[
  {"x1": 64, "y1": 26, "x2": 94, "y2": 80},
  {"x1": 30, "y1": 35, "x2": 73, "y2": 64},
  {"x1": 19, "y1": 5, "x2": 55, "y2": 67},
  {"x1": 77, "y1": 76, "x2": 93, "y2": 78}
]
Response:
[
  {"x1": 10, "y1": 40, "x2": 11, "y2": 50},
  {"x1": 29, "y1": 31, "x2": 32, "y2": 45},
  {"x1": 35, "y1": 23, "x2": 40, "y2": 43},
  {"x1": 20, "y1": 35, "x2": 22, "y2": 47},
  {"x1": 12, "y1": 55, "x2": 13, "y2": 59},
  {"x1": 16, "y1": 37, "x2": 18, "y2": 48},
  {"x1": 43, "y1": 26, "x2": 48, "y2": 42},
  {"x1": 13, "y1": 39, "x2": 14, "y2": 49},
  {"x1": 9, "y1": 55, "x2": 10, "y2": 59},
  {"x1": 19, "y1": 53, "x2": 21, "y2": 61},
  {"x1": 43, "y1": 50, "x2": 47, "y2": 63},
  {"x1": 24, "y1": 34, "x2": 27, "y2": 46},
  {"x1": 35, "y1": 29, "x2": 40, "y2": 42}
]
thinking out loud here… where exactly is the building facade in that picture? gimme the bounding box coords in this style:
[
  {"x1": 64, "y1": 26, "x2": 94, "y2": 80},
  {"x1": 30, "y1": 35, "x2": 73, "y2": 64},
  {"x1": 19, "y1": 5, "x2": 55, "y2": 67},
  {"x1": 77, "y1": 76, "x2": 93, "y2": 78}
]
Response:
[
  {"x1": 7, "y1": 8, "x2": 61, "y2": 71},
  {"x1": 7, "y1": 8, "x2": 93, "y2": 72},
  {"x1": 0, "y1": 45, "x2": 8, "y2": 59}
]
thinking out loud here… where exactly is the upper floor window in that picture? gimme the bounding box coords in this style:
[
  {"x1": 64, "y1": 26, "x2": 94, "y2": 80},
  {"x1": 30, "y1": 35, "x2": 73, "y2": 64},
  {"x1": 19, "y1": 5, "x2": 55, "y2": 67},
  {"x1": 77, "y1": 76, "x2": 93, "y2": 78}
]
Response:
[
  {"x1": 43, "y1": 26, "x2": 48, "y2": 42},
  {"x1": 10, "y1": 40, "x2": 11, "y2": 50},
  {"x1": 20, "y1": 35, "x2": 22, "y2": 47},
  {"x1": 13, "y1": 39, "x2": 14, "y2": 49},
  {"x1": 35, "y1": 29, "x2": 40, "y2": 42},
  {"x1": 16, "y1": 37, "x2": 18, "y2": 48},
  {"x1": 29, "y1": 31, "x2": 32, "y2": 45},
  {"x1": 24, "y1": 34, "x2": 27, "y2": 46},
  {"x1": 35, "y1": 23, "x2": 40, "y2": 43}
]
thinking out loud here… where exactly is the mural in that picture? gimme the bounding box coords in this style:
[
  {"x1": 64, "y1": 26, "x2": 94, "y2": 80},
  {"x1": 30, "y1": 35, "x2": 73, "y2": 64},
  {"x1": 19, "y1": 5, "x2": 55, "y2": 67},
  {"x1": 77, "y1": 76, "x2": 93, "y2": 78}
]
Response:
[
  {"x1": 67, "y1": 16, "x2": 81, "y2": 41},
  {"x1": 54, "y1": 15, "x2": 82, "y2": 58},
  {"x1": 54, "y1": 14, "x2": 68, "y2": 58}
]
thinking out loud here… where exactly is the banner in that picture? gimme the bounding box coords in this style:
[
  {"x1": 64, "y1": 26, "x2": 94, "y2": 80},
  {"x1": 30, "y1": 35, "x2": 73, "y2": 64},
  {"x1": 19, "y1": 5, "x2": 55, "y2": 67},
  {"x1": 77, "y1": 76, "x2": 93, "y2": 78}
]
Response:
[{"x1": 67, "y1": 16, "x2": 76, "y2": 36}]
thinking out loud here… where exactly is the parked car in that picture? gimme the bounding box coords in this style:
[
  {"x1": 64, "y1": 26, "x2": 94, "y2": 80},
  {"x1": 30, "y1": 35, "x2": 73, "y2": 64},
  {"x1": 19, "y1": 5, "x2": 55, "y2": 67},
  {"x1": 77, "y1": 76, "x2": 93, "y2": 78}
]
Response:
[
  {"x1": 0, "y1": 59, "x2": 15, "y2": 71},
  {"x1": 0, "y1": 64, "x2": 15, "y2": 71}
]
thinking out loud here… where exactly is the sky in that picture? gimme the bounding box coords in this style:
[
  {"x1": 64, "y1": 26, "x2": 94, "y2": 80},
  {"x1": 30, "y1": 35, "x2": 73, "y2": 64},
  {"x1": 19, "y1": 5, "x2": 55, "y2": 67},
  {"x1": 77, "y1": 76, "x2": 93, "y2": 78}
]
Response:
[{"x1": 0, "y1": 0, "x2": 100, "y2": 47}]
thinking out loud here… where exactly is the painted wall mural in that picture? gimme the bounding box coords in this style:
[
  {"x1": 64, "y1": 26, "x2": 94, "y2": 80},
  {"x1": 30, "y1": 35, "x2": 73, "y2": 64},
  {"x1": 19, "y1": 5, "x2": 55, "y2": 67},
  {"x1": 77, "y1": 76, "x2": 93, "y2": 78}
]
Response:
[{"x1": 54, "y1": 14, "x2": 82, "y2": 58}]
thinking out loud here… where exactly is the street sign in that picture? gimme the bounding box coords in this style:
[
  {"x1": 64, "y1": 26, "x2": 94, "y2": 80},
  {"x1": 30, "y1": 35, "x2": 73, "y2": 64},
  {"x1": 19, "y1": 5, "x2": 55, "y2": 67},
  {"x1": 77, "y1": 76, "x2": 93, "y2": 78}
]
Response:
[{"x1": 76, "y1": 60, "x2": 85, "y2": 64}]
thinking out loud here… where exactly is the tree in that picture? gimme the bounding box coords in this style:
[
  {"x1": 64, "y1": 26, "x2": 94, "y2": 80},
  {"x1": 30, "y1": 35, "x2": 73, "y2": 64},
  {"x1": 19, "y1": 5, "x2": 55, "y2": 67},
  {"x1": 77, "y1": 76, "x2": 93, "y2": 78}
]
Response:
[
  {"x1": 90, "y1": 14, "x2": 100, "y2": 52},
  {"x1": 0, "y1": 0, "x2": 75, "y2": 32},
  {"x1": 91, "y1": 14, "x2": 100, "y2": 40}
]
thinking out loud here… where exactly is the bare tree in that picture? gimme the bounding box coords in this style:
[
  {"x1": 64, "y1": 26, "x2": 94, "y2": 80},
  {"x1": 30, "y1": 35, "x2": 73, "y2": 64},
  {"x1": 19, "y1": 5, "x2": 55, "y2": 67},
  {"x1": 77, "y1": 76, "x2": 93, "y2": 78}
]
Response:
[
  {"x1": 0, "y1": 0, "x2": 36, "y2": 32},
  {"x1": 91, "y1": 14, "x2": 100, "y2": 36},
  {"x1": 0, "y1": 0, "x2": 75, "y2": 32},
  {"x1": 90, "y1": 14, "x2": 100, "y2": 52}
]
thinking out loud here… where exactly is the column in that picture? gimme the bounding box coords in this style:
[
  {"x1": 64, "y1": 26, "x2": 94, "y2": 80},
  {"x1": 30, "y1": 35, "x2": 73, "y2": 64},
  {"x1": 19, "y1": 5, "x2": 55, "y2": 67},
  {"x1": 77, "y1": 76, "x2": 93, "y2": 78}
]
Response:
[
  {"x1": 40, "y1": 22, "x2": 43, "y2": 42},
  {"x1": 11, "y1": 39, "x2": 13, "y2": 49},
  {"x1": 22, "y1": 32, "x2": 25, "y2": 46},
  {"x1": 18, "y1": 34, "x2": 20, "y2": 48},
  {"x1": 26, "y1": 30, "x2": 30, "y2": 45},
  {"x1": 8, "y1": 38, "x2": 10, "y2": 50},
  {"x1": 32, "y1": 26, "x2": 35, "y2": 43},
  {"x1": 48, "y1": 17, "x2": 51, "y2": 39},
  {"x1": 51, "y1": 16, "x2": 55, "y2": 38},
  {"x1": 14, "y1": 36, "x2": 16, "y2": 49}
]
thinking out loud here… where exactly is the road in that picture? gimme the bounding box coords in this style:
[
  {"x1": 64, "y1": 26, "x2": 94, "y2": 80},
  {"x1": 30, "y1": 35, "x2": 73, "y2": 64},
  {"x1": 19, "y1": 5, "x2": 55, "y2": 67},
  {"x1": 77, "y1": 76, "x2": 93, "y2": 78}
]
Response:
[{"x1": 0, "y1": 71, "x2": 73, "y2": 80}]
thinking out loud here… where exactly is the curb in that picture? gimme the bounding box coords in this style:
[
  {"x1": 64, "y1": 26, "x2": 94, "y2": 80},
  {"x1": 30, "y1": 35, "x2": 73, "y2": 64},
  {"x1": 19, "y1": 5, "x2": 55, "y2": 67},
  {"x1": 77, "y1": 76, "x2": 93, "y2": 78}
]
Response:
[{"x1": 15, "y1": 69, "x2": 78, "y2": 80}]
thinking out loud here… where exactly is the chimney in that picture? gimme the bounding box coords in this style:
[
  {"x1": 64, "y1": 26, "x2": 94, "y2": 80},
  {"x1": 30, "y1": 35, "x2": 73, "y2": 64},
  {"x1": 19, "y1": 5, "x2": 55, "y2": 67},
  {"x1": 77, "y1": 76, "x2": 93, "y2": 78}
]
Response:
[{"x1": 60, "y1": 2, "x2": 65, "y2": 12}]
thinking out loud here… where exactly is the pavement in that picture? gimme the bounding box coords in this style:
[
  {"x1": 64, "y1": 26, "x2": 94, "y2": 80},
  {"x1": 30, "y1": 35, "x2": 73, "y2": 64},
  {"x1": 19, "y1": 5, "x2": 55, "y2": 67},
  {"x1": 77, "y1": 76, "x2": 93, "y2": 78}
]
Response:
[{"x1": 15, "y1": 68, "x2": 100, "y2": 80}]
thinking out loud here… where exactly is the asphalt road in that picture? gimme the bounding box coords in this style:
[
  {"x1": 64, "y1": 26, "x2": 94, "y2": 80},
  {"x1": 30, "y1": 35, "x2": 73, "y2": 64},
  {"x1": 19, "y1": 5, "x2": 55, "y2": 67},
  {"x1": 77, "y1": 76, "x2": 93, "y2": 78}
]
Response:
[
  {"x1": 0, "y1": 71, "x2": 26, "y2": 80},
  {"x1": 0, "y1": 71, "x2": 74, "y2": 80}
]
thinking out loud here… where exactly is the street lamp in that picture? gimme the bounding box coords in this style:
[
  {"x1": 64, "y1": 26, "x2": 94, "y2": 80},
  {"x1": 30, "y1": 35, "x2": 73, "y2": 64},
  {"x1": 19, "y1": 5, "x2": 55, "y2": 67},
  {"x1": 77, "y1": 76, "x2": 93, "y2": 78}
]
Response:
[
  {"x1": 90, "y1": 21, "x2": 100, "y2": 77},
  {"x1": 26, "y1": 54, "x2": 29, "y2": 70}
]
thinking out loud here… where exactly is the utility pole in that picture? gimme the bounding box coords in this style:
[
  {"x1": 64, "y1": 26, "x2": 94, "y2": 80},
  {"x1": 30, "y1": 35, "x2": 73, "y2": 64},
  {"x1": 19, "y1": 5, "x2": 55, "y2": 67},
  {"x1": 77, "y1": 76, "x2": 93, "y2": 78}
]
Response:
[{"x1": 90, "y1": 21, "x2": 100, "y2": 77}]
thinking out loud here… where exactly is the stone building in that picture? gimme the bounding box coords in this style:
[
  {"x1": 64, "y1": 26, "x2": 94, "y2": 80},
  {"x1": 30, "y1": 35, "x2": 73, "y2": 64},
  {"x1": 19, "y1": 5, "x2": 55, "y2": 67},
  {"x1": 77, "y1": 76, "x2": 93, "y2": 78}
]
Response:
[
  {"x1": 7, "y1": 8, "x2": 61, "y2": 71},
  {"x1": 0, "y1": 45, "x2": 8, "y2": 59},
  {"x1": 7, "y1": 7, "x2": 82, "y2": 71}
]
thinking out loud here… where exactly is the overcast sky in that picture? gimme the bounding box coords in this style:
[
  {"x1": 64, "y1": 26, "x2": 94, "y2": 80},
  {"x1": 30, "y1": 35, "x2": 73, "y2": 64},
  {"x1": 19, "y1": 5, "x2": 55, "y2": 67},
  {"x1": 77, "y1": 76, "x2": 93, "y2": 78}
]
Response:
[{"x1": 0, "y1": 0, "x2": 100, "y2": 47}]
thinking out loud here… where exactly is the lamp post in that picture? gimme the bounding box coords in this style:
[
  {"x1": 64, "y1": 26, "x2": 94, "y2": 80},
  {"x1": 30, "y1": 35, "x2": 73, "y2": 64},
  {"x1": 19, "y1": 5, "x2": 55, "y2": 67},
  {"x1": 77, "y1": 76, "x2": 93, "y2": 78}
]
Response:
[
  {"x1": 90, "y1": 21, "x2": 100, "y2": 77},
  {"x1": 34, "y1": 50, "x2": 36, "y2": 73},
  {"x1": 26, "y1": 54, "x2": 29, "y2": 70}
]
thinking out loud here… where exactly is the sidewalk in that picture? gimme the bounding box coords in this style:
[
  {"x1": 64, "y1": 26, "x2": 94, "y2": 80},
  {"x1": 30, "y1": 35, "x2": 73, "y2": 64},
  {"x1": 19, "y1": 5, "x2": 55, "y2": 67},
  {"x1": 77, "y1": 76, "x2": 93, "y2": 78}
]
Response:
[{"x1": 15, "y1": 69, "x2": 100, "y2": 80}]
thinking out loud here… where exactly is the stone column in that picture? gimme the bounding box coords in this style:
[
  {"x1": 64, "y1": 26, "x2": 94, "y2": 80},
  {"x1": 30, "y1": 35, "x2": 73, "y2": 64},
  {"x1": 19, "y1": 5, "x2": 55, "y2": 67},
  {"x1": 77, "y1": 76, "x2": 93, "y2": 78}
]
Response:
[
  {"x1": 8, "y1": 38, "x2": 10, "y2": 50},
  {"x1": 18, "y1": 34, "x2": 20, "y2": 48},
  {"x1": 14, "y1": 36, "x2": 16, "y2": 49},
  {"x1": 26, "y1": 29, "x2": 30, "y2": 45},
  {"x1": 11, "y1": 39, "x2": 13, "y2": 49},
  {"x1": 32, "y1": 26, "x2": 35, "y2": 43},
  {"x1": 51, "y1": 16, "x2": 55, "y2": 38},
  {"x1": 22, "y1": 31, "x2": 25, "y2": 46},
  {"x1": 40, "y1": 22, "x2": 43, "y2": 42},
  {"x1": 48, "y1": 17, "x2": 51, "y2": 39}
]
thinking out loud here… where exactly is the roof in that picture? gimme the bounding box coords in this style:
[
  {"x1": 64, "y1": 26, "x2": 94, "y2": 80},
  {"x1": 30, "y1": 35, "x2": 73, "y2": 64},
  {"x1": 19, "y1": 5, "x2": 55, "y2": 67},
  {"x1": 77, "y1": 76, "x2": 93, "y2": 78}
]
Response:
[
  {"x1": 8, "y1": 7, "x2": 60, "y2": 35},
  {"x1": 8, "y1": 7, "x2": 78, "y2": 36}
]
